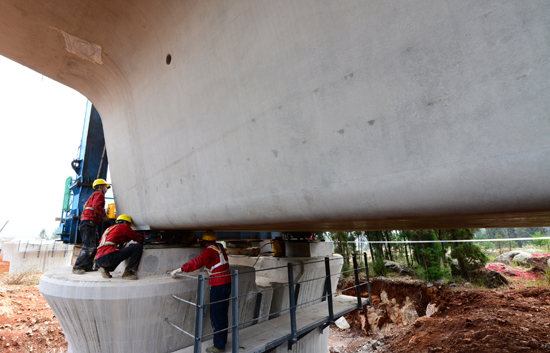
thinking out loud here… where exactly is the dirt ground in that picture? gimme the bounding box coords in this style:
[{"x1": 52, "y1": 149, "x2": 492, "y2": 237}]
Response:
[
  {"x1": 0, "y1": 255, "x2": 68, "y2": 353},
  {"x1": 381, "y1": 287, "x2": 550, "y2": 353},
  {"x1": 329, "y1": 274, "x2": 550, "y2": 353}
]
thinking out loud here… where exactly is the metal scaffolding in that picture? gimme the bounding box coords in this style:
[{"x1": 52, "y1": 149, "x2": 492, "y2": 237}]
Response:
[{"x1": 165, "y1": 252, "x2": 372, "y2": 353}]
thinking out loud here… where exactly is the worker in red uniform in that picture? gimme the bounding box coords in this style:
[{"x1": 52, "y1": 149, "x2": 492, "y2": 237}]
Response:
[
  {"x1": 73, "y1": 178, "x2": 110, "y2": 274},
  {"x1": 171, "y1": 230, "x2": 231, "y2": 353},
  {"x1": 95, "y1": 214, "x2": 144, "y2": 280}
]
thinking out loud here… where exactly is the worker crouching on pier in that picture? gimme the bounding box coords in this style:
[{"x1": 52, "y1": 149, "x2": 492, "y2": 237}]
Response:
[
  {"x1": 171, "y1": 230, "x2": 231, "y2": 353},
  {"x1": 95, "y1": 214, "x2": 144, "y2": 280},
  {"x1": 73, "y1": 178, "x2": 110, "y2": 274}
]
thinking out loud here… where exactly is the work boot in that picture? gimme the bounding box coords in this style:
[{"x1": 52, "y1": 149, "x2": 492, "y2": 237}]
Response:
[
  {"x1": 122, "y1": 270, "x2": 138, "y2": 280},
  {"x1": 100, "y1": 268, "x2": 112, "y2": 278},
  {"x1": 206, "y1": 347, "x2": 225, "y2": 353},
  {"x1": 72, "y1": 268, "x2": 85, "y2": 275}
]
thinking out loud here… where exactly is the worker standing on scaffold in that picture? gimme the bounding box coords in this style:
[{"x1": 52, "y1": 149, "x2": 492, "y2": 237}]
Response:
[
  {"x1": 171, "y1": 230, "x2": 231, "y2": 353},
  {"x1": 73, "y1": 178, "x2": 110, "y2": 274}
]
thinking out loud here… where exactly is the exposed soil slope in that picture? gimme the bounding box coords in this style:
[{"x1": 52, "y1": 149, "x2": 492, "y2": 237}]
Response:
[
  {"x1": 381, "y1": 287, "x2": 550, "y2": 352},
  {"x1": 329, "y1": 275, "x2": 550, "y2": 353}
]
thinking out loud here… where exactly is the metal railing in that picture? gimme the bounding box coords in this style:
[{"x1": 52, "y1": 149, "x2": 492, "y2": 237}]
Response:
[{"x1": 165, "y1": 252, "x2": 372, "y2": 353}]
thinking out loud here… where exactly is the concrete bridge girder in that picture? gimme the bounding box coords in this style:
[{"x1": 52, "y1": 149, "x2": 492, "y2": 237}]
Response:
[{"x1": 1, "y1": 1, "x2": 549, "y2": 230}]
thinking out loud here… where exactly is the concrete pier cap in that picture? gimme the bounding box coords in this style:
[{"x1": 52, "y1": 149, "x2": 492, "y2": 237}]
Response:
[
  {"x1": 39, "y1": 242, "x2": 343, "y2": 353},
  {"x1": 39, "y1": 247, "x2": 262, "y2": 353}
]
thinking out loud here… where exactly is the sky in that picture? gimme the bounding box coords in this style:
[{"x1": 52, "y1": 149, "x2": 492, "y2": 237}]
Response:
[{"x1": 0, "y1": 55, "x2": 90, "y2": 239}]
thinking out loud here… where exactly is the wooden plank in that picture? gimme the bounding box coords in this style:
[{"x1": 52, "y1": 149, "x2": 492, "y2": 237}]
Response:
[{"x1": 177, "y1": 295, "x2": 368, "y2": 353}]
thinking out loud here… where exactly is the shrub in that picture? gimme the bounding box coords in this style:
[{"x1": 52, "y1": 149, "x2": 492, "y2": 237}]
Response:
[
  {"x1": 3, "y1": 272, "x2": 39, "y2": 286},
  {"x1": 373, "y1": 257, "x2": 387, "y2": 276},
  {"x1": 416, "y1": 246, "x2": 446, "y2": 281},
  {"x1": 451, "y1": 243, "x2": 488, "y2": 279},
  {"x1": 341, "y1": 263, "x2": 354, "y2": 278},
  {"x1": 4, "y1": 273, "x2": 29, "y2": 285},
  {"x1": 419, "y1": 258, "x2": 447, "y2": 281}
]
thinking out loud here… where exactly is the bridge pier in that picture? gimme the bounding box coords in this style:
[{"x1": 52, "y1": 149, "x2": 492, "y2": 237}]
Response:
[{"x1": 39, "y1": 245, "x2": 347, "y2": 353}]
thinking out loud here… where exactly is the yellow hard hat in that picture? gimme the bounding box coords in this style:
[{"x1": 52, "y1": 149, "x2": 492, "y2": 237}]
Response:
[
  {"x1": 116, "y1": 214, "x2": 133, "y2": 226},
  {"x1": 92, "y1": 178, "x2": 110, "y2": 189},
  {"x1": 202, "y1": 230, "x2": 216, "y2": 242}
]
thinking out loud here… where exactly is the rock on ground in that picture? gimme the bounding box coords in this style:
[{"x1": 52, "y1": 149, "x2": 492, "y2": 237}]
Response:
[
  {"x1": 512, "y1": 252, "x2": 532, "y2": 265},
  {"x1": 383, "y1": 260, "x2": 417, "y2": 276},
  {"x1": 471, "y1": 268, "x2": 509, "y2": 288},
  {"x1": 525, "y1": 255, "x2": 550, "y2": 273},
  {"x1": 494, "y1": 251, "x2": 531, "y2": 265}
]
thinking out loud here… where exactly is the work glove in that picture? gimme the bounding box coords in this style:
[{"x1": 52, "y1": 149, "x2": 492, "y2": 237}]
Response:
[{"x1": 171, "y1": 268, "x2": 183, "y2": 278}]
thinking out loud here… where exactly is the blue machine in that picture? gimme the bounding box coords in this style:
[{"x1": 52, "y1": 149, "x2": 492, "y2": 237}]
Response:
[{"x1": 58, "y1": 102, "x2": 109, "y2": 244}]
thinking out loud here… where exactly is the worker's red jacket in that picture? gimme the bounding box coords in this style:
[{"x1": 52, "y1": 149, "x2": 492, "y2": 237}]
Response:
[
  {"x1": 95, "y1": 223, "x2": 145, "y2": 260},
  {"x1": 81, "y1": 191, "x2": 107, "y2": 224},
  {"x1": 181, "y1": 242, "x2": 231, "y2": 286}
]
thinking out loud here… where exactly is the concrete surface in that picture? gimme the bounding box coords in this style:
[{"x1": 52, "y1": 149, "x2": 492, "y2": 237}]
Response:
[
  {"x1": 0, "y1": 237, "x2": 8, "y2": 252},
  {"x1": 1, "y1": 241, "x2": 16, "y2": 262},
  {"x1": 1, "y1": 1, "x2": 550, "y2": 230},
  {"x1": 285, "y1": 241, "x2": 333, "y2": 258},
  {"x1": 40, "y1": 263, "x2": 260, "y2": 353},
  {"x1": 254, "y1": 277, "x2": 275, "y2": 325},
  {"x1": 229, "y1": 254, "x2": 344, "y2": 321},
  {"x1": 108, "y1": 245, "x2": 203, "y2": 277},
  {"x1": 1, "y1": 240, "x2": 73, "y2": 274}
]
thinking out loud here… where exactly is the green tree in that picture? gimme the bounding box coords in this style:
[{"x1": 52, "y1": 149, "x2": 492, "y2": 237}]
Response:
[
  {"x1": 50, "y1": 228, "x2": 60, "y2": 240},
  {"x1": 531, "y1": 231, "x2": 549, "y2": 252},
  {"x1": 397, "y1": 231, "x2": 412, "y2": 267},
  {"x1": 383, "y1": 230, "x2": 394, "y2": 261},
  {"x1": 410, "y1": 230, "x2": 445, "y2": 281},
  {"x1": 440, "y1": 229, "x2": 487, "y2": 279},
  {"x1": 495, "y1": 234, "x2": 506, "y2": 254},
  {"x1": 373, "y1": 256, "x2": 387, "y2": 276},
  {"x1": 38, "y1": 227, "x2": 60, "y2": 240},
  {"x1": 479, "y1": 240, "x2": 495, "y2": 252},
  {"x1": 451, "y1": 243, "x2": 488, "y2": 279},
  {"x1": 485, "y1": 227, "x2": 547, "y2": 248},
  {"x1": 365, "y1": 231, "x2": 386, "y2": 264},
  {"x1": 326, "y1": 231, "x2": 356, "y2": 268}
]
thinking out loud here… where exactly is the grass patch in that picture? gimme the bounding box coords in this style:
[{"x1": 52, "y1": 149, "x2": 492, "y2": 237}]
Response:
[
  {"x1": 1, "y1": 272, "x2": 40, "y2": 286},
  {"x1": 509, "y1": 275, "x2": 550, "y2": 290}
]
